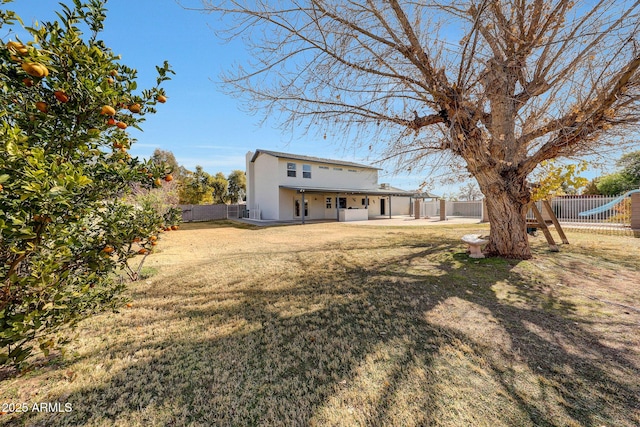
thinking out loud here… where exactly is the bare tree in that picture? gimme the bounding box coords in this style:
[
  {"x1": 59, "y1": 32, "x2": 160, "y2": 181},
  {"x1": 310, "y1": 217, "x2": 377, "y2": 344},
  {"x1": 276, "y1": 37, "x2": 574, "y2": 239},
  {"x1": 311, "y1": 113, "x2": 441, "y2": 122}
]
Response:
[
  {"x1": 199, "y1": 0, "x2": 640, "y2": 258},
  {"x1": 458, "y1": 182, "x2": 483, "y2": 201}
]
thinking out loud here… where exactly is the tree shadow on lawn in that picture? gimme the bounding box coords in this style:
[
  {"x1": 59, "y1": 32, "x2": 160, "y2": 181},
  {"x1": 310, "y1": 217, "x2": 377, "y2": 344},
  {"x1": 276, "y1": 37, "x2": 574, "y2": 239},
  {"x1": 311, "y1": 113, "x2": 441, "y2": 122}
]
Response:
[{"x1": 14, "y1": 241, "x2": 640, "y2": 426}]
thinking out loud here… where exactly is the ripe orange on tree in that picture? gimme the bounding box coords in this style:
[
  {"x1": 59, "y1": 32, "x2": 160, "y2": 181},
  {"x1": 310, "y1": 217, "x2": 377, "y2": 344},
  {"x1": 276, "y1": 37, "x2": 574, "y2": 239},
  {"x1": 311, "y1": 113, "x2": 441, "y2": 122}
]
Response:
[
  {"x1": 23, "y1": 78, "x2": 34, "y2": 87},
  {"x1": 164, "y1": 174, "x2": 173, "y2": 182},
  {"x1": 102, "y1": 245, "x2": 114, "y2": 254},
  {"x1": 100, "y1": 105, "x2": 116, "y2": 115},
  {"x1": 107, "y1": 117, "x2": 117, "y2": 126},
  {"x1": 128, "y1": 103, "x2": 141, "y2": 113},
  {"x1": 21, "y1": 62, "x2": 49, "y2": 78},
  {"x1": 153, "y1": 178, "x2": 162, "y2": 187},
  {"x1": 35, "y1": 101, "x2": 48, "y2": 113},
  {"x1": 156, "y1": 94, "x2": 167, "y2": 103},
  {"x1": 116, "y1": 121, "x2": 127, "y2": 129},
  {"x1": 54, "y1": 90, "x2": 69, "y2": 103},
  {"x1": 171, "y1": 225, "x2": 179, "y2": 230},
  {"x1": 7, "y1": 41, "x2": 28, "y2": 56},
  {"x1": 138, "y1": 248, "x2": 148, "y2": 255}
]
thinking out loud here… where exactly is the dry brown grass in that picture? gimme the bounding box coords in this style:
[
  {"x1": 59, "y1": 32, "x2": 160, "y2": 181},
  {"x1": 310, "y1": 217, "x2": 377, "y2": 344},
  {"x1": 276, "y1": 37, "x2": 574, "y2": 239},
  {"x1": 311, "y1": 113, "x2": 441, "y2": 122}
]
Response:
[{"x1": 1, "y1": 220, "x2": 639, "y2": 426}]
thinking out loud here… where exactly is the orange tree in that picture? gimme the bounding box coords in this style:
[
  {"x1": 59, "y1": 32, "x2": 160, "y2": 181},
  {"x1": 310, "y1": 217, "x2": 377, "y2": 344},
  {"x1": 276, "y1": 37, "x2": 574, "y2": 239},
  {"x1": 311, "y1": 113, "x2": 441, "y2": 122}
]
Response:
[{"x1": 0, "y1": 0, "x2": 175, "y2": 366}]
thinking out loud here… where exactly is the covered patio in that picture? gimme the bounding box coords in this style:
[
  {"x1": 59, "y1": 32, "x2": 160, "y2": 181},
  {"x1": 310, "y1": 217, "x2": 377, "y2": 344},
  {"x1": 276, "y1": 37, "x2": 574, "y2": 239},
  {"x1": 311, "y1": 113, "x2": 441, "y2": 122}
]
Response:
[{"x1": 279, "y1": 184, "x2": 419, "y2": 224}]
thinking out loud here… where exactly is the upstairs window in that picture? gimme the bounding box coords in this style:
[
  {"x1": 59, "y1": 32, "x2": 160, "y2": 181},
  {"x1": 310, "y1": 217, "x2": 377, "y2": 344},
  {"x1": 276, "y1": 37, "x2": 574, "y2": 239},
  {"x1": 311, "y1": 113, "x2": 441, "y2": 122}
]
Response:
[
  {"x1": 287, "y1": 162, "x2": 296, "y2": 177},
  {"x1": 303, "y1": 164, "x2": 312, "y2": 179}
]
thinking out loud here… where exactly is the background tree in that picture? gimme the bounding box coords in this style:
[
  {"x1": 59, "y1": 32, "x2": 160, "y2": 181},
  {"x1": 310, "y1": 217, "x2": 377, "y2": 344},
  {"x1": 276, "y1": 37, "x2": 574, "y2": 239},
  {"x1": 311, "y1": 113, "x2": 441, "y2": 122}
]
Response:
[
  {"x1": 617, "y1": 150, "x2": 640, "y2": 189},
  {"x1": 593, "y1": 150, "x2": 640, "y2": 195},
  {"x1": 211, "y1": 172, "x2": 229, "y2": 204},
  {"x1": 596, "y1": 173, "x2": 633, "y2": 196},
  {"x1": 227, "y1": 169, "x2": 246, "y2": 204},
  {"x1": 582, "y1": 178, "x2": 602, "y2": 195},
  {"x1": 0, "y1": 1, "x2": 173, "y2": 366},
  {"x1": 457, "y1": 182, "x2": 483, "y2": 201},
  {"x1": 179, "y1": 165, "x2": 215, "y2": 204},
  {"x1": 203, "y1": 0, "x2": 640, "y2": 259},
  {"x1": 151, "y1": 148, "x2": 182, "y2": 180}
]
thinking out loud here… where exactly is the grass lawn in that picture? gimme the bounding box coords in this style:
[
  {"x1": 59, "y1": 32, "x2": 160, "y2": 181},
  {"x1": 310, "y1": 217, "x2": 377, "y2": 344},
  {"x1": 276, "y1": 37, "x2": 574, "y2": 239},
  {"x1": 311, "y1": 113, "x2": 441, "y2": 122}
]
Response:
[{"x1": 1, "y1": 220, "x2": 639, "y2": 426}]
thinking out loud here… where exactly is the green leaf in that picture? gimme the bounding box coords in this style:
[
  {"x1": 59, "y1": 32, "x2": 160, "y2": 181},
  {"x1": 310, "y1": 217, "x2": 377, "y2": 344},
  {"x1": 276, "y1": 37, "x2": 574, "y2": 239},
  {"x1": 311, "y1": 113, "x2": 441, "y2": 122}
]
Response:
[
  {"x1": 6, "y1": 141, "x2": 19, "y2": 156},
  {"x1": 49, "y1": 186, "x2": 66, "y2": 195}
]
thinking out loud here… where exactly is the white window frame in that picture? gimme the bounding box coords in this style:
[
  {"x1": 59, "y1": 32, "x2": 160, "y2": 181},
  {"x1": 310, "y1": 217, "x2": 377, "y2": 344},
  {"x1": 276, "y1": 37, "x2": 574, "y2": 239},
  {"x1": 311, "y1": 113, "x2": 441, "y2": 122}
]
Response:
[
  {"x1": 303, "y1": 164, "x2": 311, "y2": 179},
  {"x1": 287, "y1": 162, "x2": 296, "y2": 177}
]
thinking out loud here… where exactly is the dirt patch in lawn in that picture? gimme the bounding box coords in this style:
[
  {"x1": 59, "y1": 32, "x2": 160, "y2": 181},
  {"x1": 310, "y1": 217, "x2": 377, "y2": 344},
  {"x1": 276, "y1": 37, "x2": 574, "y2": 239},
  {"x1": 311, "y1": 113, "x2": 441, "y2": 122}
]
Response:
[{"x1": 1, "y1": 221, "x2": 639, "y2": 426}]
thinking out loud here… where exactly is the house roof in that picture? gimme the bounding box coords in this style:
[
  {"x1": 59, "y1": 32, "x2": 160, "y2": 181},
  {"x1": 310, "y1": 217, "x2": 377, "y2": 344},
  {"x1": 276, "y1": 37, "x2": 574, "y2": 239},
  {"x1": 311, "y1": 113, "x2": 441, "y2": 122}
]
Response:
[
  {"x1": 250, "y1": 149, "x2": 382, "y2": 170},
  {"x1": 279, "y1": 184, "x2": 418, "y2": 197},
  {"x1": 413, "y1": 191, "x2": 440, "y2": 199}
]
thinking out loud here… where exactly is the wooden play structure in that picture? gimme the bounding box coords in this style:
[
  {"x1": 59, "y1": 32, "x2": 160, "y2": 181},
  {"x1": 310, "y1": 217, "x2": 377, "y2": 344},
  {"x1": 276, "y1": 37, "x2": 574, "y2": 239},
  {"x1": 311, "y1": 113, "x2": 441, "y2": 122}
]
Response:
[{"x1": 527, "y1": 200, "x2": 569, "y2": 251}]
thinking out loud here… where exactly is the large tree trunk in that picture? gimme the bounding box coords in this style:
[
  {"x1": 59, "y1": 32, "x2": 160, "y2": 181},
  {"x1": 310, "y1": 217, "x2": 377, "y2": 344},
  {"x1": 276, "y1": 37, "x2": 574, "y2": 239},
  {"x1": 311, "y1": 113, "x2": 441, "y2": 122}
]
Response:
[{"x1": 475, "y1": 174, "x2": 532, "y2": 260}]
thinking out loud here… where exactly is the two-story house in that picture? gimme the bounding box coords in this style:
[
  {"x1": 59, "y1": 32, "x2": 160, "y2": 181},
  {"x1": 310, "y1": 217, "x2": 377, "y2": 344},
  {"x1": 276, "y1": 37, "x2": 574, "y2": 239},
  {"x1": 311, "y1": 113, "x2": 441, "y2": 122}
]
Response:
[{"x1": 245, "y1": 149, "x2": 417, "y2": 222}]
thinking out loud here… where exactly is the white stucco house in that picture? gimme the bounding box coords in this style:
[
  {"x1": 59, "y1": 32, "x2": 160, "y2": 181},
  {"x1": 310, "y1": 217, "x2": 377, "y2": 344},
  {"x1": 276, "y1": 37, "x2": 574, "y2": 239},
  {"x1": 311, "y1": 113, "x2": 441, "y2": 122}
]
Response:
[{"x1": 245, "y1": 149, "x2": 423, "y2": 222}]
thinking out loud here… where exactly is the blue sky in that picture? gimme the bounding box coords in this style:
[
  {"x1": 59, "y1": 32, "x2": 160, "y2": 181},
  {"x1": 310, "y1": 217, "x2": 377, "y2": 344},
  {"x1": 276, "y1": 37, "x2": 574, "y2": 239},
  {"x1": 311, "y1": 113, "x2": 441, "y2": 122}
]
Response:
[
  {"x1": 7, "y1": 0, "x2": 630, "y2": 196},
  {"x1": 7, "y1": 0, "x2": 430, "y2": 191}
]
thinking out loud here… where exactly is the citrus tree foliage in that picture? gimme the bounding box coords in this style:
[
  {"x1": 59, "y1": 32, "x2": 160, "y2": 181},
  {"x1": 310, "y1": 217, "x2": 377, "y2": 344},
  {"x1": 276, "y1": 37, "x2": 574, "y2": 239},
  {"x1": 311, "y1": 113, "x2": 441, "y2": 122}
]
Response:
[
  {"x1": 203, "y1": 0, "x2": 640, "y2": 259},
  {"x1": 0, "y1": 1, "x2": 174, "y2": 366}
]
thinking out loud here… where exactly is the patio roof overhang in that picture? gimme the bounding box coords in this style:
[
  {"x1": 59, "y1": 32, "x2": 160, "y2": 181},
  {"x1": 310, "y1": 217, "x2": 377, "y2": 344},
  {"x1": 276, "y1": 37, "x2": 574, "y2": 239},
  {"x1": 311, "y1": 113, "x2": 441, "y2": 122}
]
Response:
[{"x1": 279, "y1": 185, "x2": 416, "y2": 197}]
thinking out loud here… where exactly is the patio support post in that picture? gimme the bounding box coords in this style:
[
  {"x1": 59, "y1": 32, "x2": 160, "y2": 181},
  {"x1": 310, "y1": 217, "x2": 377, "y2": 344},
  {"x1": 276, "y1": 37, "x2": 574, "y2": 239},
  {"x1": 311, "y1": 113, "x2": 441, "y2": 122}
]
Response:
[
  {"x1": 440, "y1": 199, "x2": 446, "y2": 221},
  {"x1": 336, "y1": 194, "x2": 340, "y2": 221},
  {"x1": 301, "y1": 191, "x2": 305, "y2": 225},
  {"x1": 365, "y1": 196, "x2": 369, "y2": 219},
  {"x1": 631, "y1": 192, "x2": 640, "y2": 233},
  {"x1": 414, "y1": 199, "x2": 421, "y2": 219},
  {"x1": 388, "y1": 197, "x2": 392, "y2": 219}
]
